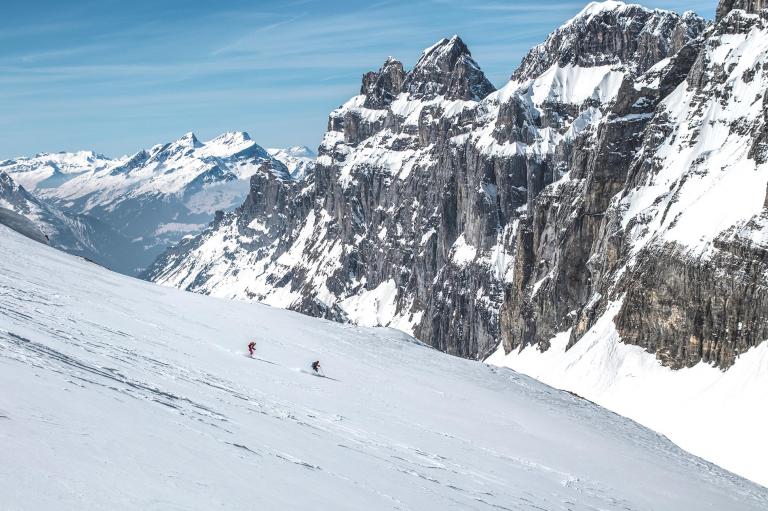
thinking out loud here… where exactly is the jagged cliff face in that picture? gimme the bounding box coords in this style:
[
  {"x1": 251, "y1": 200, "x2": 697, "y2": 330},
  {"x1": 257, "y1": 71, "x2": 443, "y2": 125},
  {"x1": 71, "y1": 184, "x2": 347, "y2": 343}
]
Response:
[
  {"x1": 147, "y1": 2, "x2": 721, "y2": 364},
  {"x1": 502, "y1": 1, "x2": 768, "y2": 369},
  {"x1": 512, "y1": 1, "x2": 702, "y2": 80}
]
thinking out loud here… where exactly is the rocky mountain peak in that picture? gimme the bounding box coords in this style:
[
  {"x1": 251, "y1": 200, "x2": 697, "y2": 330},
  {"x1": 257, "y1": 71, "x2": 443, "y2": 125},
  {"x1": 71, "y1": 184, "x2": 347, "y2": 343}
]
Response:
[
  {"x1": 361, "y1": 57, "x2": 405, "y2": 109},
  {"x1": 108, "y1": 149, "x2": 150, "y2": 176},
  {"x1": 716, "y1": 0, "x2": 767, "y2": 21},
  {"x1": 0, "y1": 171, "x2": 40, "y2": 211},
  {"x1": 511, "y1": 1, "x2": 705, "y2": 81},
  {"x1": 0, "y1": 171, "x2": 19, "y2": 194},
  {"x1": 176, "y1": 132, "x2": 203, "y2": 148},
  {"x1": 403, "y1": 35, "x2": 495, "y2": 101}
]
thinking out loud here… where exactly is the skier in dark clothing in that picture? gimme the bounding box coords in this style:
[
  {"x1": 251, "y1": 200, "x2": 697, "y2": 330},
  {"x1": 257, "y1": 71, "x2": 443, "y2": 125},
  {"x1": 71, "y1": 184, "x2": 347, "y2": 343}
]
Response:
[
  {"x1": 248, "y1": 341, "x2": 257, "y2": 357},
  {"x1": 311, "y1": 360, "x2": 321, "y2": 373}
]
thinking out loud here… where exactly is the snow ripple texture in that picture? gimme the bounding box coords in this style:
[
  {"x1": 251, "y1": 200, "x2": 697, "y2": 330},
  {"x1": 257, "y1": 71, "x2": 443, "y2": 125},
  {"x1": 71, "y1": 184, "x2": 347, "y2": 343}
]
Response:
[{"x1": 1, "y1": 225, "x2": 767, "y2": 510}]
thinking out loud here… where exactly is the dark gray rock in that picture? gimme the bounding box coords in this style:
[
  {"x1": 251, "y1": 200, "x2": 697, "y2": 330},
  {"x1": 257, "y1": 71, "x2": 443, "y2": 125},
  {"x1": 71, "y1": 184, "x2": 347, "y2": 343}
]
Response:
[
  {"x1": 501, "y1": 7, "x2": 768, "y2": 370},
  {"x1": 614, "y1": 234, "x2": 768, "y2": 369},
  {"x1": 512, "y1": 4, "x2": 705, "y2": 80},
  {"x1": 403, "y1": 35, "x2": 496, "y2": 101},
  {"x1": 362, "y1": 58, "x2": 405, "y2": 109}
]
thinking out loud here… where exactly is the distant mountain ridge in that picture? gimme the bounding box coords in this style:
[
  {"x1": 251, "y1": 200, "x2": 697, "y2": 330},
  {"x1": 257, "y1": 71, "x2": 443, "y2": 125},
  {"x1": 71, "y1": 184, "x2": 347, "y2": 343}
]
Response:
[{"x1": 0, "y1": 133, "x2": 313, "y2": 274}]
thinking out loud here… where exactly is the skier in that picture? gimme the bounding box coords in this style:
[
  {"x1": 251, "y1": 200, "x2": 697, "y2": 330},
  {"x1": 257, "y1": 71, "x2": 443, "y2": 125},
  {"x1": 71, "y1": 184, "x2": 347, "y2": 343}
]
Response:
[
  {"x1": 311, "y1": 360, "x2": 321, "y2": 373},
  {"x1": 248, "y1": 341, "x2": 257, "y2": 357}
]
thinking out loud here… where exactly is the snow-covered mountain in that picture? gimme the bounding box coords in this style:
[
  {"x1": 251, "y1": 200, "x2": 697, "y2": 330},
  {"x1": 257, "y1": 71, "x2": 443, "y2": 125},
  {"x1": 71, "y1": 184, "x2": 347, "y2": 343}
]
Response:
[
  {"x1": 0, "y1": 171, "x2": 135, "y2": 272},
  {"x1": 144, "y1": 0, "x2": 768, "y2": 485},
  {"x1": 487, "y1": 0, "x2": 768, "y2": 484},
  {"x1": 268, "y1": 145, "x2": 316, "y2": 180},
  {"x1": 0, "y1": 131, "x2": 293, "y2": 274},
  {"x1": 147, "y1": 2, "x2": 707, "y2": 354},
  {"x1": 2, "y1": 224, "x2": 767, "y2": 509}
]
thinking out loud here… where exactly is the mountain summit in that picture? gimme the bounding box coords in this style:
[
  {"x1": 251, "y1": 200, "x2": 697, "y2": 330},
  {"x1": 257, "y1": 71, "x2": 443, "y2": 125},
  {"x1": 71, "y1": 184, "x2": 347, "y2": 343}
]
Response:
[
  {"x1": 404, "y1": 35, "x2": 496, "y2": 100},
  {"x1": 512, "y1": 1, "x2": 705, "y2": 81}
]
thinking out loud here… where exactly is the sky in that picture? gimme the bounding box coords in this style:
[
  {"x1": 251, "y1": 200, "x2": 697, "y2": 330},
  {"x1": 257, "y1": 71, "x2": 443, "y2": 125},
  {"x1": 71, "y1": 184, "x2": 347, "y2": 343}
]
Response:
[{"x1": 1, "y1": 0, "x2": 718, "y2": 159}]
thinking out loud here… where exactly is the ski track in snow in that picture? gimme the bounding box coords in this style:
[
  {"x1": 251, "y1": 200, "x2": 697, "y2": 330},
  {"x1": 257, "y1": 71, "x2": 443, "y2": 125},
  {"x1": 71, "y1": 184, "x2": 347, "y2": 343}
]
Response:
[{"x1": 0, "y1": 225, "x2": 766, "y2": 510}]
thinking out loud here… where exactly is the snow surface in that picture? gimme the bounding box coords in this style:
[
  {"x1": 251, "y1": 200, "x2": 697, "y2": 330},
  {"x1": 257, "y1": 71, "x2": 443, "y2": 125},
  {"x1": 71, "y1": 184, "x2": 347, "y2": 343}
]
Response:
[
  {"x1": 451, "y1": 233, "x2": 478, "y2": 266},
  {"x1": 339, "y1": 279, "x2": 400, "y2": 328},
  {"x1": 530, "y1": 64, "x2": 625, "y2": 105},
  {"x1": 2, "y1": 225, "x2": 767, "y2": 510},
  {"x1": 487, "y1": 301, "x2": 768, "y2": 488},
  {"x1": 563, "y1": 1, "x2": 646, "y2": 28}
]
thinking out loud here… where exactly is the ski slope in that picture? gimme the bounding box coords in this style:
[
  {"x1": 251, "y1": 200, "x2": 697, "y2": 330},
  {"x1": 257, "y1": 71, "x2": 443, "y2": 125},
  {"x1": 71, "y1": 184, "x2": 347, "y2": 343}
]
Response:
[{"x1": 0, "y1": 225, "x2": 766, "y2": 510}]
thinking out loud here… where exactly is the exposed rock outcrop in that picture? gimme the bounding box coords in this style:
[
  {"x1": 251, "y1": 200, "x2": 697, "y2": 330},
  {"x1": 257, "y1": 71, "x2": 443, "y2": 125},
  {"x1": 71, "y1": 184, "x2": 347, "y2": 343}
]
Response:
[
  {"x1": 512, "y1": 2, "x2": 705, "y2": 80},
  {"x1": 403, "y1": 36, "x2": 496, "y2": 101},
  {"x1": 502, "y1": 6, "x2": 768, "y2": 369},
  {"x1": 716, "y1": 0, "x2": 767, "y2": 21},
  {"x1": 148, "y1": 3, "x2": 725, "y2": 368},
  {"x1": 362, "y1": 58, "x2": 406, "y2": 109}
]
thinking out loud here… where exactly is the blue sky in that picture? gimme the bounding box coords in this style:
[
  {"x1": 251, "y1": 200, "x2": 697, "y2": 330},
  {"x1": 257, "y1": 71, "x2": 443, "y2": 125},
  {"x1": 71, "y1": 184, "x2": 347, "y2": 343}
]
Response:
[{"x1": 1, "y1": 0, "x2": 717, "y2": 159}]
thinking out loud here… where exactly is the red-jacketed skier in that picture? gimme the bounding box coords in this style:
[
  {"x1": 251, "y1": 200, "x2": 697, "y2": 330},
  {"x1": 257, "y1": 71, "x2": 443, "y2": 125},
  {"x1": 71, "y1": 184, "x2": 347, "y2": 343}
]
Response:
[{"x1": 248, "y1": 341, "x2": 257, "y2": 357}]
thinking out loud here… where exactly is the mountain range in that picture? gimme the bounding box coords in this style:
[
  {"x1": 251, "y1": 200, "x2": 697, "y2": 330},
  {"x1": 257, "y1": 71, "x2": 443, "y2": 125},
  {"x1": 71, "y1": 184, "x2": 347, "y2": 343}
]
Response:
[
  {"x1": 2, "y1": 0, "x2": 768, "y2": 488},
  {"x1": 0, "y1": 133, "x2": 314, "y2": 274}
]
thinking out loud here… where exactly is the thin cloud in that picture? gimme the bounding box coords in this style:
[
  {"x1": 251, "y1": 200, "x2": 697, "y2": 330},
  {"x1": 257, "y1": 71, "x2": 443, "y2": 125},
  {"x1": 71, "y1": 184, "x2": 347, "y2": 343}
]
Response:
[
  {"x1": 453, "y1": 1, "x2": 587, "y2": 11},
  {"x1": 0, "y1": 0, "x2": 719, "y2": 157},
  {"x1": 210, "y1": 14, "x2": 310, "y2": 56}
]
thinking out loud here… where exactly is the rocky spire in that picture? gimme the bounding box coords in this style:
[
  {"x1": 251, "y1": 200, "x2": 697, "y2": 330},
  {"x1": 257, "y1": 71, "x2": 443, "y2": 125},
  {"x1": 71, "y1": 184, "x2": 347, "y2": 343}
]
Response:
[
  {"x1": 402, "y1": 35, "x2": 495, "y2": 101},
  {"x1": 361, "y1": 57, "x2": 405, "y2": 109},
  {"x1": 716, "y1": 0, "x2": 767, "y2": 21}
]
